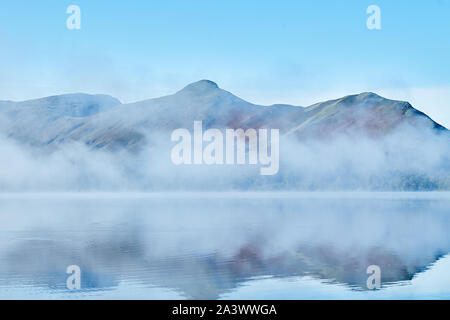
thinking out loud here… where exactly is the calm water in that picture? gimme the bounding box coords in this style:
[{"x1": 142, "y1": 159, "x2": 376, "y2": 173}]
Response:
[{"x1": 0, "y1": 192, "x2": 449, "y2": 300}]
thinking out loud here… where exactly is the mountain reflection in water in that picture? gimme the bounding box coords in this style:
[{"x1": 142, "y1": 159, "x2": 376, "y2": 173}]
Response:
[{"x1": 0, "y1": 193, "x2": 449, "y2": 299}]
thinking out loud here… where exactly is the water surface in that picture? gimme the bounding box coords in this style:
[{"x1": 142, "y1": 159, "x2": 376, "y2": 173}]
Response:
[{"x1": 0, "y1": 192, "x2": 449, "y2": 299}]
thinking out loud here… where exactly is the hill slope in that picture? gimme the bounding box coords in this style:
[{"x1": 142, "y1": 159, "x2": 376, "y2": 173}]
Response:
[
  {"x1": 0, "y1": 80, "x2": 446, "y2": 151},
  {"x1": 0, "y1": 80, "x2": 448, "y2": 191}
]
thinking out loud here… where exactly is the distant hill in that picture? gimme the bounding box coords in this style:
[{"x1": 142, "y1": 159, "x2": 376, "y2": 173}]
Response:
[
  {"x1": 0, "y1": 80, "x2": 447, "y2": 151},
  {"x1": 0, "y1": 80, "x2": 448, "y2": 191}
]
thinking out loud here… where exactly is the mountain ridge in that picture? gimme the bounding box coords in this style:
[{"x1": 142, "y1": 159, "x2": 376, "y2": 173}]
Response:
[
  {"x1": 0, "y1": 80, "x2": 449, "y2": 191},
  {"x1": 0, "y1": 80, "x2": 447, "y2": 151}
]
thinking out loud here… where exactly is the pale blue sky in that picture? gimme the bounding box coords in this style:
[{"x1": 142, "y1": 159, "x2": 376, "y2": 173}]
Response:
[{"x1": 0, "y1": 0, "x2": 449, "y2": 125}]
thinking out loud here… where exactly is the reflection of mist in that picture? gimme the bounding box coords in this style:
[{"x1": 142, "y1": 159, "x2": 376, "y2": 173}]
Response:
[{"x1": 0, "y1": 195, "x2": 449, "y2": 299}]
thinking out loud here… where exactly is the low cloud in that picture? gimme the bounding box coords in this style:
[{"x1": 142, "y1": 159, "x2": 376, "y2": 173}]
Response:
[{"x1": 0, "y1": 120, "x2": 448, "y2": 191}]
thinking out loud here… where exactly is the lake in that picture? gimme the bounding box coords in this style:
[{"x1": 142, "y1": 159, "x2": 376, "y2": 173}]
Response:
[{"x1": 0, "y1": 192, "x2": 449, "y2": 299}]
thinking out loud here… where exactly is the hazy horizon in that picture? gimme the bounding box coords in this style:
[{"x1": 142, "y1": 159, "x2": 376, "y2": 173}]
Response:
[
  {"x1": 2, "y1": 80, "x2": 449, "y2": 132},
  {"x1": 1, "y1": 1, "x2": 449, "y2": 127}
]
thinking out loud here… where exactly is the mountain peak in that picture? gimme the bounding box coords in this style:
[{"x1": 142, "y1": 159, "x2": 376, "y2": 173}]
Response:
[
  {"x1": 179, "y1": 80, "x2": 219, "y2": 94},
  {"x1": 333, "y1": 92, "x2": 388, "y2": 107},
  {"x1": 14, "y1": 93, "x2": 121, "y2": 118},
  {"x1": 357, "y1": 92, "x2": 382, "y2": 99},
  {"x1": 345, "y1": 92, "x2": 385, "y2": 102}
]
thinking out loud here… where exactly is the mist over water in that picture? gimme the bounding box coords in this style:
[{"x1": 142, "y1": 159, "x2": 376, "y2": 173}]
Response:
[
  {"x1": 0, "y1": 193, "x2": 449, "y2": 299},
  {"x1": 0, "y1": 121, "x2": 449, "y2": 191},
  {"x1": 1, "y1": 90, "x2": 449, "y2": 300},
  {"x1": 0, "y1": 81, "x2": 449, "y2": 191}
]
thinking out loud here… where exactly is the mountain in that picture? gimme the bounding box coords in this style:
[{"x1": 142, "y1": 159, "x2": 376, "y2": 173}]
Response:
[
  {"x1": 0, "y1": 80, "x2": 446, "y2": 151},
  {"x1": 0, "y1": 80, "x2": 449, "y2": 191},
  {"x1": 0, "y1": 93, "x2": 121, "y2": 149},
  {"x1": 283, "y1": 92, "x2": 447, "y2": 139}
]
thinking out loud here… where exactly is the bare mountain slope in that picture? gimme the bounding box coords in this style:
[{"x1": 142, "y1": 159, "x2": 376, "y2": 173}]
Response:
[{"x1": 1, "y1": 80, "x2": 445, "y2": 152}]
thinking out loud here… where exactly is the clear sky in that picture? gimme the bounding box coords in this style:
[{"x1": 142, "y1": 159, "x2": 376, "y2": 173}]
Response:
[{"x1": 0, "y1": 0, "x2": 449, "y2": 127}]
